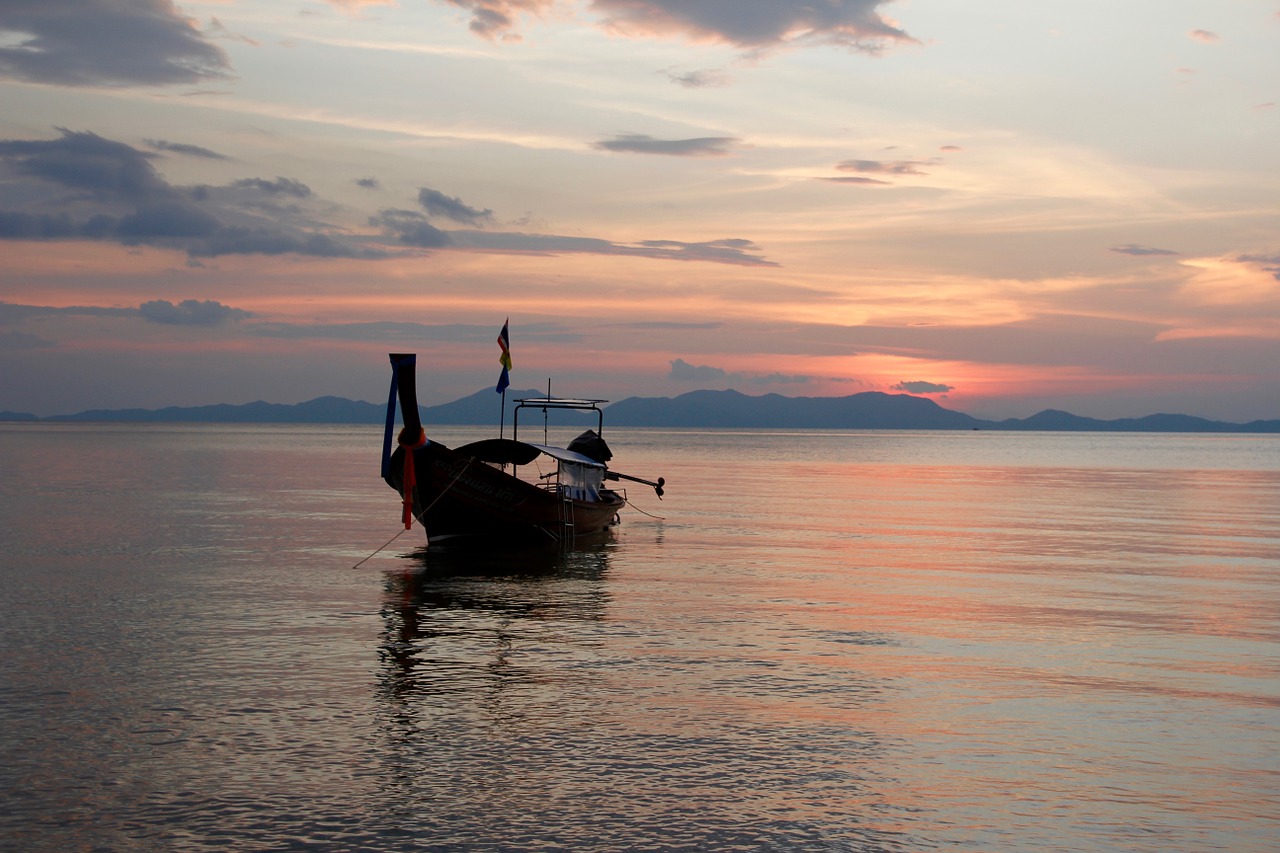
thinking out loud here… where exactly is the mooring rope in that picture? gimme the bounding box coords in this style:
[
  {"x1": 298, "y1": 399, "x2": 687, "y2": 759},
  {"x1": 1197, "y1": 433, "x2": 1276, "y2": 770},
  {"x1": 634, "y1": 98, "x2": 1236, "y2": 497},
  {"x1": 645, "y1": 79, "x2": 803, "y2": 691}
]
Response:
[
  {"x1": 351, "y1": 458, "x2": 474, "y2": 569},
  {"x1": 623, "y1": 494, "x2": 666, "y2": 521}
]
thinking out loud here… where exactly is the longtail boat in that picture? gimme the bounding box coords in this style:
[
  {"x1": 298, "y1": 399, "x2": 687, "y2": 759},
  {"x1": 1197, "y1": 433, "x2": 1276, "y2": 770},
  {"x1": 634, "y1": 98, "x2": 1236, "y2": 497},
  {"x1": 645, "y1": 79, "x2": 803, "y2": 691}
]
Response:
[{"x1": 381, "y1": 353, "x2": 664, "y2": 547}]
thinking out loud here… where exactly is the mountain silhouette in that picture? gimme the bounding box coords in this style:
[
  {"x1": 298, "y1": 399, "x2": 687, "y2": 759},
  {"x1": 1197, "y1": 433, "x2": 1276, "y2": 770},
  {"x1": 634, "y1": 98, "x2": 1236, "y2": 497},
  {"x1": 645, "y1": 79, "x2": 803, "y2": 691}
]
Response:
[{"x1": 3, "y1": 387, "x2": 1278, "y2": 432}]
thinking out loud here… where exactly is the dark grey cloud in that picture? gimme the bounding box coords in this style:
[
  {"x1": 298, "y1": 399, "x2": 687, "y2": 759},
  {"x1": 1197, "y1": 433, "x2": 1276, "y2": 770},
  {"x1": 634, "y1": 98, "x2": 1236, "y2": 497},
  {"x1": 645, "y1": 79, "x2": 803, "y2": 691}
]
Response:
[
  {"x1": 356, "y1": 177, "x2": 381, "y2": 190},
  {"x1": 370, "y1": 209, "x2": 453, "y2": 248},
  {"x1": 231, "y1": 177, "x2": 312, "y2": 198},
  {"x1": 0, "y1": 129, "x2": 383, "y2": 259},
  {"x1": 592, "y1": 0, "x2": 913, "y2": 52},
  {"x1": 892, "y1": 380, "x2": 953, "y2": 394},
  {"x1": 0, "y1": 0, "x2": 230, "y2": 87},
  {"x1": 1110, "y1": 244, "x2": 1179, "y2": 257},
  {"x1": 145, "y1": 139, "x2": 228, "y2": 159},
  {"x1": 594, "y1": 133, "x2": 739, "y2": 157},
  {"x1": 139, "y1": 299, "x2": 251, "y2": 325},
  {"x1": 0, "y1": 127, "x2": 172, "y2": 201},
  {"x1": 417, "y1": 187, "x2": 494, "y2": 226}
]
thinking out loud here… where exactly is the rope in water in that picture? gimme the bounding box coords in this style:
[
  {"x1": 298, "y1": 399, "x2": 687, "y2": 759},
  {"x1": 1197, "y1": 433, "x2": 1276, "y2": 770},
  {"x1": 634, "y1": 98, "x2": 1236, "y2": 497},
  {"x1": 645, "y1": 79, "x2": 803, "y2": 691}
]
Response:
[
  {"x1": 351, "y1": 458, "x2": 474, "y2": 569},
  {"x1": 622, "y1": 493, "x2": 666, "y2": 521}
]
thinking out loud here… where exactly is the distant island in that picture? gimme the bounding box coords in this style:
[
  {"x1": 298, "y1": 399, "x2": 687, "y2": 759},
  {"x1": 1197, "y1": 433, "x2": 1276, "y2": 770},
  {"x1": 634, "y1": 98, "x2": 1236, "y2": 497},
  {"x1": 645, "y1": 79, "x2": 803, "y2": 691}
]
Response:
[{"x1": 3, "y1": 387, "x2": 1279, "y2": 433}]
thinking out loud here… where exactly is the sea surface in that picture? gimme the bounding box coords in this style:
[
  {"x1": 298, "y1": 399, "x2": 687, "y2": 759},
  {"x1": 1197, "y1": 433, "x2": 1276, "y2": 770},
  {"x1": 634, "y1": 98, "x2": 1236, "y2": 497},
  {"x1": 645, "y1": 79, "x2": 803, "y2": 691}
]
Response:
[{"x1": 1, "y1": 423, "x2": 1277, "y2": 852}]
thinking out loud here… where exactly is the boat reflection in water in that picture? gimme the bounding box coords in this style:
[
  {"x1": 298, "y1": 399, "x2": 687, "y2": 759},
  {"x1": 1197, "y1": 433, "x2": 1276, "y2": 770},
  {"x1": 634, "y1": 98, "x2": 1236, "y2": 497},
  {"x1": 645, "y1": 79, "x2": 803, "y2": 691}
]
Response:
[{"x1": 376, "y1": 540, "x2": 615, "y2": 713}]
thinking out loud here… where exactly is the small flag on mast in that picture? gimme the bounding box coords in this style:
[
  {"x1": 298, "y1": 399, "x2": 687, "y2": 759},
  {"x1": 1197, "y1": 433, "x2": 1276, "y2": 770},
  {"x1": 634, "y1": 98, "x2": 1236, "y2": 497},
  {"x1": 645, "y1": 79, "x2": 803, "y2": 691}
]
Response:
[{"x1": 495, "y1": 319, "x2": 511, "y2": 394}]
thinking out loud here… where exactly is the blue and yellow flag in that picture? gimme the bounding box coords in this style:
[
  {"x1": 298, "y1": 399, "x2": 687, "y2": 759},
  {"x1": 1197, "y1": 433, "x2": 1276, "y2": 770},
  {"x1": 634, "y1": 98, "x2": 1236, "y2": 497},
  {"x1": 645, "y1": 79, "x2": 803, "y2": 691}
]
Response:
[{"x1": 495, "y1": 319, "x2": 511, "y2": 394}]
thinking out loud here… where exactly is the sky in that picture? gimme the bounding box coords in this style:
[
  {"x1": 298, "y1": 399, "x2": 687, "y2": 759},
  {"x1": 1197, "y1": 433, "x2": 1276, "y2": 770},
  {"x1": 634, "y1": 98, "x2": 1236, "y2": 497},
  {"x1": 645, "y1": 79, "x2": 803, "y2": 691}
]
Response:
[{"x1": 1, "y1": 0, "x2": 1278, "y2": 421}]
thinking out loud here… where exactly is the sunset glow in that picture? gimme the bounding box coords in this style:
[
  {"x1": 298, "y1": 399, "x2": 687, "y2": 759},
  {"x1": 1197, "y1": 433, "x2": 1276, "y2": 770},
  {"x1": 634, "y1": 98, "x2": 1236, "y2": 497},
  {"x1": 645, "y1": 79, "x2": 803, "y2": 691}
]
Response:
[{"x1": 1, "y1": 1, "x2": 1277, "y2": 420}]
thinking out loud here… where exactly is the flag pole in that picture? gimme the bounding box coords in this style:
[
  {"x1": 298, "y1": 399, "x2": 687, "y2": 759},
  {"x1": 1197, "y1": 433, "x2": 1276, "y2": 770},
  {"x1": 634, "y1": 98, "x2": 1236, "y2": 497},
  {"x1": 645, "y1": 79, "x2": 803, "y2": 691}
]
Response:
[{"x1": 496, "y1": 318, "x2": 512, "y2": 439}]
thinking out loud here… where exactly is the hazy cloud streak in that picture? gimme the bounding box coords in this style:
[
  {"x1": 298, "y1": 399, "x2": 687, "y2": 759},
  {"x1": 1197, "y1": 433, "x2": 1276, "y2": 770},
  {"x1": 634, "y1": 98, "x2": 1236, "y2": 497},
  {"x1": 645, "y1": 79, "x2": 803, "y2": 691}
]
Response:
[
  {"x1": 1111, "y1": 244, "x2": 1179, "y2": 256},
  {"x1": 145, "y1": 139, "x2": 228, "y2": 159},
  {"x1": 892, "y1": 380, "x2": 953, "y2": 394},
  {"x1": 594, "y1": 134, "x2": 739, "y2": 156}
]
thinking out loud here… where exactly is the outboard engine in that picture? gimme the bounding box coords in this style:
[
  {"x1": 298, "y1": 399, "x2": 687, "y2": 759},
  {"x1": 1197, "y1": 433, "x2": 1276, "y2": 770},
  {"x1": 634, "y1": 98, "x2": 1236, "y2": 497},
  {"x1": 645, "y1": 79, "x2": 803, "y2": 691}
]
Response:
[{"x1": 567, "y1": 429, "x2": 613, "y2": 463}]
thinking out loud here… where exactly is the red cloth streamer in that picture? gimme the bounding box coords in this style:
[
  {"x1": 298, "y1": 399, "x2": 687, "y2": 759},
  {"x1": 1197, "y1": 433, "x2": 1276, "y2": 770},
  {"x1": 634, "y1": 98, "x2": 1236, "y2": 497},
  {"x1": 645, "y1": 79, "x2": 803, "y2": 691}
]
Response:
[
  {"x1": 402, "y1": 448, "x2": 416, "y2": 529},
  {"x1": 399, "y1": 428, "x2": 426, "y2": 529}
]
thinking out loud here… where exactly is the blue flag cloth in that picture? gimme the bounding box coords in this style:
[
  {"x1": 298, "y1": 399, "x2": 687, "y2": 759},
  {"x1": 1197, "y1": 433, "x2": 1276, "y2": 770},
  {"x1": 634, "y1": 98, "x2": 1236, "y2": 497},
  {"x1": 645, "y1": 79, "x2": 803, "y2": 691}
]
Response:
[{"x1": 495, "y1": 319, "x2": 511, "y2": 393}]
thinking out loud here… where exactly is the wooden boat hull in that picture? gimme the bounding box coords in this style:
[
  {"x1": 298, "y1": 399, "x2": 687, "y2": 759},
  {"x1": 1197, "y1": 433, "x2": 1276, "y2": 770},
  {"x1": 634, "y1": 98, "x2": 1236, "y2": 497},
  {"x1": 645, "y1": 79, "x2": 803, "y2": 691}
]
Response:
[{"x1": 386, "y1": 441, "x2": 624, "y2": 546}]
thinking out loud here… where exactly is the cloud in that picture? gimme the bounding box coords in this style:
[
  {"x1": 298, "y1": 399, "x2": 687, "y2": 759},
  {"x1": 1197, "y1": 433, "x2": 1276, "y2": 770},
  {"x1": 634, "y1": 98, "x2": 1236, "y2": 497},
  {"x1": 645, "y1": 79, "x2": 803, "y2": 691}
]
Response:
[
  {"x1": 0, "y1": 0, "x2": 230, "y2": 87},
  {"x1": 429, "y1": 0, "x2": 555, "y2": 41},
  {"x1": 820, "y1": 176, "x2": 891, "y2": 186},
  {"x1": 1189, "y1": 29, "x2": 1220, "y2": 43},
  {"x1": 0, "y1": 127, "x2": 172, "y2": 202},
  {"x1": 249, "y1": 319, "x2": 583, "y2": 343},
  {"x1": 750, "y1": 372, "x2": 812, "y2": 386},
  {"x1": 591, "y1": 0, "x2": 914, "y2": 53},
  {"x1": 0, "y1": 329, "x2": 54, "y2": 350},
  {"x1": 139, "y1": 299, "x2": 252, "y2": 325},
  {"x1": 145, "y1": 139, "x2": 228, "y2": 160},
  {"x1": 669, "y1": 358, "x2": 729, "y2": 382},
  {"x1": 0, "y1": 129, "x2": 776, "y2": 266},
  {"x1": 635, "y1": 238, "x2": 775, "y2": 265},
  {"x1": 429, "y1": 1, "x2": 914, "y2": 52},
  {"x1": 836, "y1": 158, "x2": 930, "y2": 176},
  {"x1": 892, "y1": 380, "x2": 953, "y2": 394},
  {"x1": 1110, "y1": 244, "x2": 1179, "y2": 256},
  {"x1": 1, "y1": 298, "x2": 250, "y2": 326},
  {"x1": 370, "y1": 208, "x2": 453, "y2": 247},
  {"x1": 251, "y1": 320, "x2": 464, "y2": 340},
  {"x1": 664, "y1": 68, "x2": 730, "y2": 88},
  {"x1": 356, "y1": 177, "x2": 381, "y2": 190},
  {"x1": 669, "y1": 358, "x2": 813, "y2": 386},
  {"x1": 1237, "y1": 253, "x2": 1280, "y2": 281},
  {"x1": 417, "y1": 187, "x2": 494, "y2": 225},
  {"x1": 231, "y1": 177, "x2": 313, "y2": 198},
  {"x1": 0, "y1": 129, "x2": 383, "y2": 259},
  {"x1": 450, "y1": 232, "x2": 778, "y2": 266},
  {"x1": 594, "y1": 134, "x2": 740, "y2": 157},
  {"x1": 609, "y1": 321, "x2": 723, "y2": 330},
  {"x1": 0, "y1": 301, "x2": 136, "y2": 322}
]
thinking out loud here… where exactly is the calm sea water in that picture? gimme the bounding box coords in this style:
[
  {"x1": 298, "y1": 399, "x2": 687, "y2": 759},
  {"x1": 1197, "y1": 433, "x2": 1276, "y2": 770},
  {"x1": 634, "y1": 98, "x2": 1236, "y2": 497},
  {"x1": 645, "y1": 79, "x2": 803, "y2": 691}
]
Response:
[{"x1": 1, "y1": 423, "x2": 1277, "y2": 852}]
